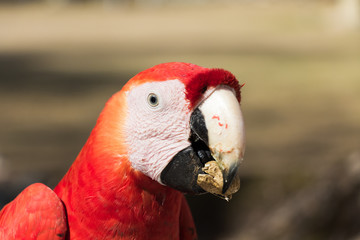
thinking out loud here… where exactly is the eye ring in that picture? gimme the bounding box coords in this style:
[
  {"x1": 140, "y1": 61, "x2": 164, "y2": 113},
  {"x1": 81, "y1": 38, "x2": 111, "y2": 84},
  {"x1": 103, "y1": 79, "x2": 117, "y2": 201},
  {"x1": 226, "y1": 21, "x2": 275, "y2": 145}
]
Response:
[{"x1": 147, "y1": 93, "x2": 159, "y2": 107}]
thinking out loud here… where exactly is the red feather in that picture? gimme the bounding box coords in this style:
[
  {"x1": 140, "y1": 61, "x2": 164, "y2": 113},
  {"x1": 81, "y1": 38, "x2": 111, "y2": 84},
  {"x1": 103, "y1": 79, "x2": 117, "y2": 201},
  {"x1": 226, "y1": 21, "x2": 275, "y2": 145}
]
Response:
[
  {"x1": 125, "y1": 62, "x2": 242, "y2": 107},
  {"x1": 0, "y1": 183, "x2": 67, "y2": 239}
]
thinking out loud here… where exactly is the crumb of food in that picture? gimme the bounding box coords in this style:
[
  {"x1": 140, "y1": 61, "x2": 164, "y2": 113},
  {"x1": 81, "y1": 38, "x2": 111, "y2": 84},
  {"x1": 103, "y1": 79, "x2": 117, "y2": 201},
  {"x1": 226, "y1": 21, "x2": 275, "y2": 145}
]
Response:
[{"x1": 197, "y1": 160, "x2": 240, "y2": 200}]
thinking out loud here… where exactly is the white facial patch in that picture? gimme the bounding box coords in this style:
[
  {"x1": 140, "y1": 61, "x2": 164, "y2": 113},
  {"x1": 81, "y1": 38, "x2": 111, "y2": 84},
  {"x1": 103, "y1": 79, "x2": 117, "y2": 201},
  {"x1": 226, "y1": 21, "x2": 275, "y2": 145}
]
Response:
[{"x1": 124, "y1": 79, "x2": 191, "y2": 183}]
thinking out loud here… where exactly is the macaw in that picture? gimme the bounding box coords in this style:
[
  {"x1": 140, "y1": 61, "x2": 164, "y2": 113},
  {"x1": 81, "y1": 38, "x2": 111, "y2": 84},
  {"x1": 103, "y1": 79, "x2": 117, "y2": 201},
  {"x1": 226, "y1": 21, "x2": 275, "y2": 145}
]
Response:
[{"x1": 0, "y1": 62, "x2": 245, "y2": 240}]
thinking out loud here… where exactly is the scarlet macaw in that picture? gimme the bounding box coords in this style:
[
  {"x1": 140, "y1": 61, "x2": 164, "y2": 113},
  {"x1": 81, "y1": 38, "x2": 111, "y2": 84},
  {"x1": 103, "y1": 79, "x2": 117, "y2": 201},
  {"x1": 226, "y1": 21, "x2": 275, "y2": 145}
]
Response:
[{"x1": 0, "y1": 62, "x2": 245, "y2": 239}]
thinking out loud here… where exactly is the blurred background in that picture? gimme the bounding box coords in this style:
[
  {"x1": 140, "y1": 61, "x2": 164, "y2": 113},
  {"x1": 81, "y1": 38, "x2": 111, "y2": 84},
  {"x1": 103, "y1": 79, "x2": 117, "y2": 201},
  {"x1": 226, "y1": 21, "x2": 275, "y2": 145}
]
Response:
[{"x1": 1, "y1": 0, "x2": 360, "y2": 239}]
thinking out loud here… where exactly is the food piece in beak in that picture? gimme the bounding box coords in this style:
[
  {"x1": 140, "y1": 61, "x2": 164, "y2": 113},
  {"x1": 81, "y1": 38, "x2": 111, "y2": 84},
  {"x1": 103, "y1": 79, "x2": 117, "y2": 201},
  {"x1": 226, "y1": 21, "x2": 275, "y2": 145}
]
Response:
[{"x1": 197, "y1": 161, "x2": 240, "y2": 200}]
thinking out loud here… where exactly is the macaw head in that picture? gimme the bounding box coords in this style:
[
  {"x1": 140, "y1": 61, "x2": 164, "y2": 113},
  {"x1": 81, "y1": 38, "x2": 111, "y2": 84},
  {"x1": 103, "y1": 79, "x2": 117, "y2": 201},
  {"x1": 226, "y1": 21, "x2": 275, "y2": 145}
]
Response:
[{"x1": 93, "y1": 62, "x2": 245, "y2": 198}]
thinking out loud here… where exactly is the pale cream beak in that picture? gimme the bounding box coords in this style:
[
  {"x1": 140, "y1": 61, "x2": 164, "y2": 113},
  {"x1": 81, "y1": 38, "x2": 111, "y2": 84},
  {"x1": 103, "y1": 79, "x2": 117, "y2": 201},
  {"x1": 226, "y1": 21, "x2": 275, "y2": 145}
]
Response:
[{"x1": 196, "y1": 85, "x2": 245, "y2": 195}]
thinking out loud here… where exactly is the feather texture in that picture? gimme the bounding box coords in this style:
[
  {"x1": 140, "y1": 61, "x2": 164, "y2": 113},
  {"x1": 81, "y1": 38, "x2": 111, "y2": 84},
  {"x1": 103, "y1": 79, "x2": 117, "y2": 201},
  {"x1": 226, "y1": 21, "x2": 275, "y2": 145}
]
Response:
[{"x1": 0, "y1": 183, "x2": 67, "y2": 240}]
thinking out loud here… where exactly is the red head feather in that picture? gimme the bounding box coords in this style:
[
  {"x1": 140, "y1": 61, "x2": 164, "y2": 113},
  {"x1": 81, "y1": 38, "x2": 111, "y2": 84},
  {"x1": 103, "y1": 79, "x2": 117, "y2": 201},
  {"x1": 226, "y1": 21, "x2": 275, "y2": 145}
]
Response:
[{"x1": 124, "y1": 62, "x2": 242, "y2": 108}]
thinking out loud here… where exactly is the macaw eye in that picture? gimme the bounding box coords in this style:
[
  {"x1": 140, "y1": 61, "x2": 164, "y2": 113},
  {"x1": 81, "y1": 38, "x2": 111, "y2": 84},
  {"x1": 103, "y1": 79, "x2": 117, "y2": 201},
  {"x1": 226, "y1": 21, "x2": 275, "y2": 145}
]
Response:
[{"x1": 147, "y1": 93, "x2": 159, "y2": 107}]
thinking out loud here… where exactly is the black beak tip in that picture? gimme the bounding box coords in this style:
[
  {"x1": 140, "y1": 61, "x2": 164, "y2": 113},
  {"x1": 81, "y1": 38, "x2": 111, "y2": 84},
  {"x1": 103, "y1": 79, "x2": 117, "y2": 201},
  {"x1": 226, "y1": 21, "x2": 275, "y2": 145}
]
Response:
[{"x1": 222, "y1": 165, "x2": 239, "y2": 194}]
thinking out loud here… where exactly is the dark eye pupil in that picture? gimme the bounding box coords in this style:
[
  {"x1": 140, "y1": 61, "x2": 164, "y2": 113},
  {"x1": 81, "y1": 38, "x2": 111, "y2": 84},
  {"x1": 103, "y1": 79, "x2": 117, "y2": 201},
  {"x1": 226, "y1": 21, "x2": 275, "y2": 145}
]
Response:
[{"x1": 150, "y1": 95, "x2": 157, "y2": 104}]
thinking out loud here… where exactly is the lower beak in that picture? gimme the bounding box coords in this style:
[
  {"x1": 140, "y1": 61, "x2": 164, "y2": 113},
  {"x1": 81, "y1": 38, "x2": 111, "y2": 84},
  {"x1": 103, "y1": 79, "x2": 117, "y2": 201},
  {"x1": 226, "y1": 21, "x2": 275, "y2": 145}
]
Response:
[{"x1": 193, "y1": 85, "x2": 245, "y2": 196}]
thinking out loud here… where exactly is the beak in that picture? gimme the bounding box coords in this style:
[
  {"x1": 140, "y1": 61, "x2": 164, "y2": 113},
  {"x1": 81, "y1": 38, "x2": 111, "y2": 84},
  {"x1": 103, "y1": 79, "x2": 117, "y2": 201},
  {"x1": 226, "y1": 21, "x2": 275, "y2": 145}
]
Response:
[
  {"x1": 160, "y1": 85, "x2": 245, "y2": 198},
  {"x1": 193, "y1": 85, "x2": 245, "y2": 195}
]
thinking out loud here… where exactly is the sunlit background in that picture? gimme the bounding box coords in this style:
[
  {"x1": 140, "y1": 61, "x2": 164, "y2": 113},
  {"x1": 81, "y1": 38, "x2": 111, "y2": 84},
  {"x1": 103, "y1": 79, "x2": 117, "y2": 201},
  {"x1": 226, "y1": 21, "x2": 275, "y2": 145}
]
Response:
[{"x1": 1, "y1": 0, "x2": 360, "y2": 239}]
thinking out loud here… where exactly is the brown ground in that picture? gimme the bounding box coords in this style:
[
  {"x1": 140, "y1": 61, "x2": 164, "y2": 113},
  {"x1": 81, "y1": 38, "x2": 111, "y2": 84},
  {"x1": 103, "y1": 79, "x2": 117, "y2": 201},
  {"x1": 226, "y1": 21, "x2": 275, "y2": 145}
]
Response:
[{"x1": 0, "y1": 1, "x2": 359, "y2": 239}]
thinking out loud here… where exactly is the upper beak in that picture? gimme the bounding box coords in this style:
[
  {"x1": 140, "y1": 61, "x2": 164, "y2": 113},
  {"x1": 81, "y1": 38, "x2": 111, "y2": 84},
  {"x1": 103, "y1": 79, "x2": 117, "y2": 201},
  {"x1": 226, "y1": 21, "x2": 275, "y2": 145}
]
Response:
[{"x1": 192, "y1": 85, "x2": 245, "y2": 195}]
